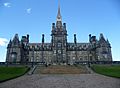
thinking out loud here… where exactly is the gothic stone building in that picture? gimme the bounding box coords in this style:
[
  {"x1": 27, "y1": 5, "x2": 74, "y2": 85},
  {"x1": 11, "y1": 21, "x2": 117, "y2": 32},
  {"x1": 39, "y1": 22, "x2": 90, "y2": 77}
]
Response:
[{"x1": 6, "y1": 6, "x2": 112, "y2": 65}]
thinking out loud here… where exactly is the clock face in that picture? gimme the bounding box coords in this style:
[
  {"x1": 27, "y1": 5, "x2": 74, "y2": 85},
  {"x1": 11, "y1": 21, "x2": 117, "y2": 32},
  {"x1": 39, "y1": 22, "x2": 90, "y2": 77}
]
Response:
[{"x1": 58, "y1": 16, "x2": 61, "y2": 19}]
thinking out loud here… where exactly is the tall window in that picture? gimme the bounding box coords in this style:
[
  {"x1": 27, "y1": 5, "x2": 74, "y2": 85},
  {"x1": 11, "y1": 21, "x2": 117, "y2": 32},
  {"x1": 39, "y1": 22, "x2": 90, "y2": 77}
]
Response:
[
  {"x1": 58, "y1": 43, "x2": 62, "y2": 48},
  {"x1": 11, "y1": 52, "x2": 17, "y2": 62}
]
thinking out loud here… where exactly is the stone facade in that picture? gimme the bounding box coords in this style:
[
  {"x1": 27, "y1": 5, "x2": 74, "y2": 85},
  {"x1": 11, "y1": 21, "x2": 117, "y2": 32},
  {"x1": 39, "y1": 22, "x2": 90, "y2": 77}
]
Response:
[{"x1": 6, "y1": 6, "x2": 112, "y2": 64}]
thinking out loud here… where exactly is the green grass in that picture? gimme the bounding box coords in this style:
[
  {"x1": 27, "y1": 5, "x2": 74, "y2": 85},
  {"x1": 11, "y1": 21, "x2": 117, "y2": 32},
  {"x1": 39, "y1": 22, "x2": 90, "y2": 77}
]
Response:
[
  {"x1": 0, "y1": 66, "x2": 29, "y2": 82},
  {"x1": 91, "y1": 65, "x2": 120, "y2": 78}
]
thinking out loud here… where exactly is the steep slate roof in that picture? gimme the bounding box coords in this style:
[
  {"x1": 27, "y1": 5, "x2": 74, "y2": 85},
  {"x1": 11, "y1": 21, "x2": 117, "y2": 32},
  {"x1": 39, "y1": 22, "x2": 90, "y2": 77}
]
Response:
[
  {"x1": 28, "y1": 43, "x2": 52, "y2": 51},
  {"x1": 67, "y1": 43, "x2": 90, "y2": 51}
]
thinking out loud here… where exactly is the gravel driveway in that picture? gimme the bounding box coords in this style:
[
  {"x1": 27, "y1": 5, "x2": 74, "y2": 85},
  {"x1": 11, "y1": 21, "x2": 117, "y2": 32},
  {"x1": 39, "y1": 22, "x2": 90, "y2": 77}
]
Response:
[{"x1": 0, "y1": 74, "x2": 120, "y2": 88}]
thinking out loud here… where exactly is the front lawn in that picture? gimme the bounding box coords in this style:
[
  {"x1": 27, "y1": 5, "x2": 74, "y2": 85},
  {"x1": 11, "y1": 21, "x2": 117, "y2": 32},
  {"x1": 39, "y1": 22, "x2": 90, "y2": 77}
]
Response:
[
  {"x1": 0, "y1": 66, "x2": 29, "y2": 82},
  {"x1": 91, "y1": 65, "x2": 120, "y2": 78}
]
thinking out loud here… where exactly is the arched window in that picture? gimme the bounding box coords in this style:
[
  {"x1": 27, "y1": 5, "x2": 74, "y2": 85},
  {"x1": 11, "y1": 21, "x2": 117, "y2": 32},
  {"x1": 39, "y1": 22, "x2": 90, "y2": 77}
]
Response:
[{"x1": 11, "y1": 52, "x2": 17, "y2": 62}]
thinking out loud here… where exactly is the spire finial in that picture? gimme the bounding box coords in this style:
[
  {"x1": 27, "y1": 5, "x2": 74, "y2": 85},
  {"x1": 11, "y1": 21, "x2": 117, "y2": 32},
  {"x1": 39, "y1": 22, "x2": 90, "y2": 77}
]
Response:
[
  {"x1": 58, "y1": 0, "x2": 60, "y2": 7},
  {"x1": 57, "y1": 0, "x2": 62, "y2": 21}
]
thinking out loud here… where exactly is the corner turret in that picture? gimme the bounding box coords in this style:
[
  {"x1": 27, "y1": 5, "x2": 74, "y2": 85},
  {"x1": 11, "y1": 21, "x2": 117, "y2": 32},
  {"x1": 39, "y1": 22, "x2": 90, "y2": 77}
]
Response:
[{"x1": 96, "y1": 33, "x2": 112, "y2": 61}]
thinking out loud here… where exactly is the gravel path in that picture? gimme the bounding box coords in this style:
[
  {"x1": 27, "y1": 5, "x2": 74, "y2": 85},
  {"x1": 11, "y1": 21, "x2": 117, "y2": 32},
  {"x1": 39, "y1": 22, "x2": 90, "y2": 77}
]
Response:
[{"x1": 0, "y1": 74, "x2": 120, "y2": 88}]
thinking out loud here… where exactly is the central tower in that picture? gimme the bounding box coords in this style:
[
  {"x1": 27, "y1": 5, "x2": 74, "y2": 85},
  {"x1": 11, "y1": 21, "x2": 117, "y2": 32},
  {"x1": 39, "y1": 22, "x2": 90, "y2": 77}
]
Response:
[{"x1": 51, "y1": 3, "x2": 67, "y2": 64}]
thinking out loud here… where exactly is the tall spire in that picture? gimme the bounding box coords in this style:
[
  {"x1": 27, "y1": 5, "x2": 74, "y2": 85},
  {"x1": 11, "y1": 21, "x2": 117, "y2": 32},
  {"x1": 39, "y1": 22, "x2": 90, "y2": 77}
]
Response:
[{"x1": 57, "y1": 0, "x2": 62, "y2": 21}]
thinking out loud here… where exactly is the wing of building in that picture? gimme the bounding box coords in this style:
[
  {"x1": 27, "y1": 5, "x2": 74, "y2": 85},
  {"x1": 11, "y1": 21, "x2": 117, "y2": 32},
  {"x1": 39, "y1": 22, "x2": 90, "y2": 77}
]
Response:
[{"x1": 6, "y1": 4, "x2": 112, "y2": 65}]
